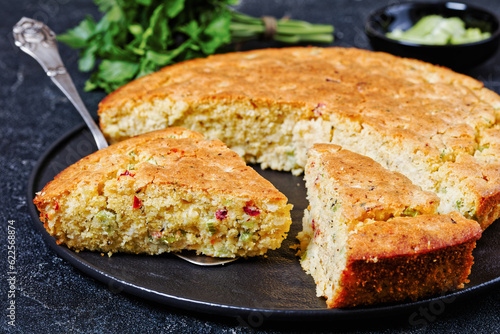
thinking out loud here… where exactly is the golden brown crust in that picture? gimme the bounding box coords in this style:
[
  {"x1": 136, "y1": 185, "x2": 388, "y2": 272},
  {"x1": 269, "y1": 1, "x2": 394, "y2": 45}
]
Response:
[
  {"x1": 347, "y1": 212, "x2": 482, "y2": 262},
  {"x1": 34, "y1": 127, "x2": 286, "y2": 210},
  {"x1": 331, "y1": 240, "x2": 477, "y2": 308}
]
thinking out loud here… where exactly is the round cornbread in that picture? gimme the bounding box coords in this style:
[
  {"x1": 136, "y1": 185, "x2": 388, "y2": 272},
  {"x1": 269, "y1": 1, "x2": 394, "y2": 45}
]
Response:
[
  {"x1": 97, "y1": 47, "x2": 500, "y2": 230},
  {"x1": 33, "y1": 127, "x2": 292, "y2": 257}
]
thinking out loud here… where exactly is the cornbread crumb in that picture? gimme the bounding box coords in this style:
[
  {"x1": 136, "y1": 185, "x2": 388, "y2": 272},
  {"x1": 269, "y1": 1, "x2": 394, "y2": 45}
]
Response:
[{"x1": 33, "y1": 127, "x2": 292, "y2": 257}]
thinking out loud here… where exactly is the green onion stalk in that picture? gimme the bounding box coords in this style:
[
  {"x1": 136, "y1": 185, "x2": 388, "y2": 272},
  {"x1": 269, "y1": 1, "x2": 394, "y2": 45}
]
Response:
[{"x1": 230, "y1": 11, "x2": 334, "y2": 44}]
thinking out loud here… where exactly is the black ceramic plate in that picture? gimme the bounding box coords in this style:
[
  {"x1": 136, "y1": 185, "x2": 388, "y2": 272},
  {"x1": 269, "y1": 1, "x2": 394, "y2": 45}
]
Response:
[{"x1": 27, "y1": 124, "x2": 500, "y2": 321}]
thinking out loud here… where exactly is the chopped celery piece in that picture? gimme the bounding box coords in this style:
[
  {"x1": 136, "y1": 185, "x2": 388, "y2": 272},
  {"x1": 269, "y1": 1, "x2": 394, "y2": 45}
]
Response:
[
  {"x1": 402, "y1": 207, "x2": 419, "y2": 217},
  {"x1": 478, "y1": 143, "x2": 490, "y2": 152},
  {"x1": 451, "y1": 27, "x2": 491, "y2": 44},
  {"x1": 239, "y1": 231, "x2": 253, "y2": 242},
  {"x1": 96, "y1": 209, "x2": 116, "y2": 222},
  {"x1": 206, "y1": 221, "x2": 217, "y2": 236},
  {"x1": 391, "y1": 15, "x2": 444, "y2": 41},
  {"x1": 95, "y1": 209, "x2": 117, "y2": 233},
  {"x1": 161, "y1": 236, "x2": 177, "y2": 244},
  {"x1": 387, "y1": 15, "x2": 491, "y2": 45},
  {"x1": 332, "y1": 201, "x2": 340, "y2": 213},
  {"x1": 241, "y1": 220, "x2": 254, "y2": 230}
]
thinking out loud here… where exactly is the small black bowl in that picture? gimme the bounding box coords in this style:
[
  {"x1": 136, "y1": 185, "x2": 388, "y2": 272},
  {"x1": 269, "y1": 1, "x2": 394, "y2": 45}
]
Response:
[{"x1": 365, "y1": 1, "x2": 500, "y2": 70}]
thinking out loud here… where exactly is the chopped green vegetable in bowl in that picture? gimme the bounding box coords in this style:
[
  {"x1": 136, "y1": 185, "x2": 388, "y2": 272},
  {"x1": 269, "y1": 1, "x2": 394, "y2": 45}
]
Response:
[
  {"x1": 58, "y1": 0, "x2": 334, "y2": 93},
  {"x1": 365, "y1": 2, "x2": 500, "y2": 69},
  {"x1": 386, "y1": 15, "x2": 491, "y2": 45}
]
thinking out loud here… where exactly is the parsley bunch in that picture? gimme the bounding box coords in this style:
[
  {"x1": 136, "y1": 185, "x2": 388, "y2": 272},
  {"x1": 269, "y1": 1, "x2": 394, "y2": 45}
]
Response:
[{"x1": 58, "y1": 0, "x2": 334, "y2": 93}]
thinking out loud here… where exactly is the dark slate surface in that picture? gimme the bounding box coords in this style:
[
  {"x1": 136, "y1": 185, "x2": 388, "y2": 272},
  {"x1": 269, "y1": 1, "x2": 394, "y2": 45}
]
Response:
[{"x1": 1, "y1": 0, "x2": 500, "y2": 333}]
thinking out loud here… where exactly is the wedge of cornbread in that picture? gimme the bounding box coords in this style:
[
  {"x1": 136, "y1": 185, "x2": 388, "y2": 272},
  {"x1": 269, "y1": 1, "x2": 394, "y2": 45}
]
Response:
[
  {"x1": 33, "y1": 127, "x2": 292, "y2": 257},
  {"x1": 297, "y1": 144, "x2": 482, "y2": 308},
  {"x1": 97, "y1": 47, "x2": 500, "y2": 230}
]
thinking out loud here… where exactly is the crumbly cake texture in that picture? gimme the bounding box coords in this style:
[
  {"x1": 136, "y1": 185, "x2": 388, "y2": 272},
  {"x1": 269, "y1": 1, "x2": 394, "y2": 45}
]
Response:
[
  {"x1": 98, "y1": 46, "x2": 500, "y2": 230},
  {"x1": 33, "y1": 127, "x2": 292, "y2": 257},
  {"x1": 297, "y1": 144, "x2": 482, "y2": 308}
]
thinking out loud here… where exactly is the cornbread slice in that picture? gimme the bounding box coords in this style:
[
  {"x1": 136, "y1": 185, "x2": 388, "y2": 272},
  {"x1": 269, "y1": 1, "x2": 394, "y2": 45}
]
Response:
[
  {"x1": 33, "y1": 127, "x2": 292, "y2": 257},
  {"x1": 97, "y1": 47, "x2": 500, "y2": 230},
  {"x1": 297, "y1": 144, "x2": 482, "y2": 308}
]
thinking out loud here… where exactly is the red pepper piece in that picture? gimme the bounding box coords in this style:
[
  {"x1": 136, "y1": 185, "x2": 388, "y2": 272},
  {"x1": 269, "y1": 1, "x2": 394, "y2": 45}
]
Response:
[
  {"x1": 215, "y1": 209, "x2": 228, "y2": 220},
  {"x1": 150, "y1": 231, "x2": 162, "y2": 239},
  {"x1": 243, "y1": 203, "x2": 260, "y2": 216},
  {"x1": 133, "y1": 196, "x2": 142, "y2": 209},
  {"x1": 118, "y1": 170, "x2": 134, "y2": 179},
  {"x1": 315, "y1": 228, "x2": 320, "y2": 238},
  {"x1": 313, "y1": 103, "x2": 326, "y2": 116}
]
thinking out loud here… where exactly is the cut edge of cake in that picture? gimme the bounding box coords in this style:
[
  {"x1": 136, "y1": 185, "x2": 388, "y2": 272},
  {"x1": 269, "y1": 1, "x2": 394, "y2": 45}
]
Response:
[
  {"x1": 33, "y1": 127, "x2": 293, "y2": 257},
  {"x1": 297, "y1": 143, "x2": 482, "y2": 308}
]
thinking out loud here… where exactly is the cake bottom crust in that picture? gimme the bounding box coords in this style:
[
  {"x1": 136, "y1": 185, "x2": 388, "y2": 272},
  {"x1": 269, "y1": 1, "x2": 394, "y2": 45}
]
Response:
[{"x1": 328, "y1": 241, "x2": 476, "y2": 308}]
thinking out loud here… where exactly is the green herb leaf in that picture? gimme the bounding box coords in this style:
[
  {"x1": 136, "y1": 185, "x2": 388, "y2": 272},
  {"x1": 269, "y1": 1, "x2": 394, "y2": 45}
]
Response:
[
  {"x1": 165, "y1": 0, "x2": 185, "y2": 18},
  {"x1": 200, "y1": 10, "x2": 231, "y2": 54},
  {"x1": 99, "y1": 60, "x2": 139, "y2": 82},
  {"x1": 78, "y1": 43, "x2": 98, "y2": 72},
  {"x1": 93, "y1": 0, "x2": 116, "y2": 12},
  {"x1": 137, "y1": 0, "x2": 153, "y2": 6},
  {"x1": 57, "y1": 16, "x2": 96, "y2": 48},
  {"x1": 59, "y1": 0, "x2": 334, "y2": 93}
]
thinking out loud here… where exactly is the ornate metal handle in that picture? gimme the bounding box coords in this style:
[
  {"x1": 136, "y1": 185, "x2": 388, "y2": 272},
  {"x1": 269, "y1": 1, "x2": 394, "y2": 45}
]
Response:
[{"x1": 13, "y1": 17, "x2": 108, "y2": 150}]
